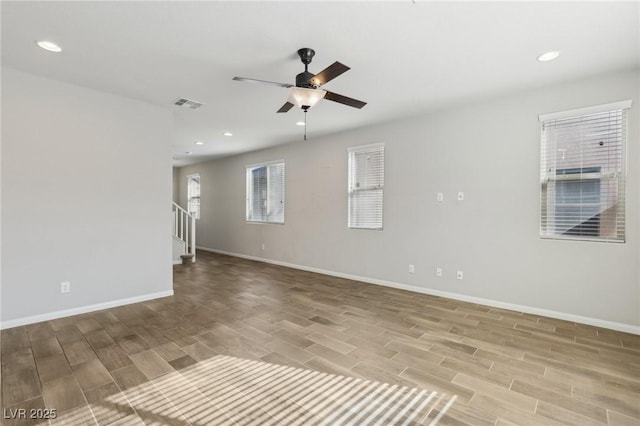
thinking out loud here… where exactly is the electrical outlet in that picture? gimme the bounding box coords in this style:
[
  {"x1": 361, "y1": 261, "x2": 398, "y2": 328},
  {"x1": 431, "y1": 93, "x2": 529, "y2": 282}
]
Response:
[
  {"x1": 261, "y1": 243, "x2": 265, "y2": 251},
  {"x1": 436, "y1": 267, "x2": 442, "y2": 277},
  {"x1": 60, "y1": 281, "x2": 71, "y2": 294},
  {"x1": 408, "y1": 264, "x2": 415, "y2": 273},
  {"x1": 456, "y1": 270, "x2": 464, "y2": 280},
  {"x1": 457, "y1": 191, "x2": 464, "y2": 201},
  {"x1": 436, "y1": 192, "x2": 444, "y2": 202}
]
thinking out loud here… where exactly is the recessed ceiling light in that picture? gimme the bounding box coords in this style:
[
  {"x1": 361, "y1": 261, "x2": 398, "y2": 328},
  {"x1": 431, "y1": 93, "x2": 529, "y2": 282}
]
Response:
[
  {"x1": 223, "y1": 132, "x2": 233, "y2": 137},
  {"x1": 537, "y1": 51, "x2": 560, "y2": 62},
  {"x1": 35, "y1": 40, "x2": 62, "y2": 53},
  {"x1": 194, "y1": 141, "x2": 204, "y2": 145},
  {"x1": 296, "y1": 121, "x2": 305, "y2": 126}
]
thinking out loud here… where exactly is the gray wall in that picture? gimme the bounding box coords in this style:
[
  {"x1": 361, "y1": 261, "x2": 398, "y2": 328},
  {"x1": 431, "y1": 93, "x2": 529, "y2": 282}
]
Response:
[
  {"x1": 179, "y1": 69, "x2": 639, "y2": 328},
  {"x1": 1, "y1": 68, "x2": 173, "y2": 325}
]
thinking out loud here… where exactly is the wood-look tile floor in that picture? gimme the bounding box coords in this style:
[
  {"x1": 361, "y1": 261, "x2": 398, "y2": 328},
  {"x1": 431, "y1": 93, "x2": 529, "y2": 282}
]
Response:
[{"x1": 2, "y1": 250, "x2": 639, "y2": 425}]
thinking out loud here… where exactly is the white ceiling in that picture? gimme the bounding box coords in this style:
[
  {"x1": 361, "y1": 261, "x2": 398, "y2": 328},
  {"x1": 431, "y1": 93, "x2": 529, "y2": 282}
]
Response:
[{"x1": 2, "y1": 1, "x2": 638, "y2": 167}]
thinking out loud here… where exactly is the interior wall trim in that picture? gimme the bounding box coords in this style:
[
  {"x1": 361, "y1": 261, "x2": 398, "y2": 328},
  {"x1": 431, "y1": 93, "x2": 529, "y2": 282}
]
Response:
[
  {"x1": 198, "y1": 246, "x2": 640, "y2": 335},
  {"x1": 0, "y1": 290, "x2": 174, "y2": 330}
]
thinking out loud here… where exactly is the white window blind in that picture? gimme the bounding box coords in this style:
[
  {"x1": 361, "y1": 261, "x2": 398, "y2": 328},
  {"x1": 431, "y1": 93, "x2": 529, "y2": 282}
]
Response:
[
  {"x1": 246, "y1": 161, "x2": 285, "y2": 223},
  {"x1": 348, "y1": 143, "x2": 384, "y2": 230},
  {"x1": 539, "y1": 101, "x2": 631, "y2": 242},
  {"x1": 187, "y1": 174, "x2": 200, "y2": 219}
]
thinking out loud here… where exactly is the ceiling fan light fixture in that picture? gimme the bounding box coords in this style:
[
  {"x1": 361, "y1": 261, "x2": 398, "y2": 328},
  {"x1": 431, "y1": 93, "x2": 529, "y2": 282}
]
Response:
[{"x1": 287, "y1": 87, "x2": 326, "y2": 110}]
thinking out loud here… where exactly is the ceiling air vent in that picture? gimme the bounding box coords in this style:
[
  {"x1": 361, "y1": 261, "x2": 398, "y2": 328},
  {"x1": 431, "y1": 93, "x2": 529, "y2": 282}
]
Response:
[{"x1": 172, "y1": 97, "x2": 203, "y2": 110}]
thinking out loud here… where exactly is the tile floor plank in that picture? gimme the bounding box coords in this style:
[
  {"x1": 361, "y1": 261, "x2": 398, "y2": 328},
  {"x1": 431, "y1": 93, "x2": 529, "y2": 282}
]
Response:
[
  {"x1": 41, "y1": 375, "x2": 86, "y2": 413},
  {"x1": 129, "y1": 349, "x2": 175, "y2": 380},
  {"x1": 71, "y1": 358, "x2": 113, "y2": 392}
]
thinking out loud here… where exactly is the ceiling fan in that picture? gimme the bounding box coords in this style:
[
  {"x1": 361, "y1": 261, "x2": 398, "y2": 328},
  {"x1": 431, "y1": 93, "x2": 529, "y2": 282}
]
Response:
[{"x1": 233, "y1": 48, "x2": 367, "y2": 113}]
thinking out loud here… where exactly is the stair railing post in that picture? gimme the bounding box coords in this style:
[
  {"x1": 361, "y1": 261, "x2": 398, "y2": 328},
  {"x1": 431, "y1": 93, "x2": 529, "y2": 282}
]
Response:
[
  {"x1": 190, "y1": 214, "x2": 196, "y2": 261},
  {"x1": 185, "y1": 211, "x2": 190, "y2": 256},
  {"x1": 181, "y1": 210, "x2": 185, "y2": 240}
]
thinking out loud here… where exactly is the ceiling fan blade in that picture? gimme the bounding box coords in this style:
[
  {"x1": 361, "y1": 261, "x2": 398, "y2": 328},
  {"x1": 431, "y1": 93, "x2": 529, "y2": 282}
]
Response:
[
  {"x1": 277, "y1": 102, "x2": 294, "y2": 113},
  {"x1": 233, "y1": 77, "x2": 293, "y2": 88},
  {"x1": 308, "y1": 62, "x2": 350, "y2": 86},
  {"x1": 324, "y1": 91, "x2": 367, "y2": 109}
]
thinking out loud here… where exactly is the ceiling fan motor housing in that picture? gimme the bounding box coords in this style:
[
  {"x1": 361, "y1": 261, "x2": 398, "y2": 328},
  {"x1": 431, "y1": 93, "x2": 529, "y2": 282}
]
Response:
[{"x1": 296, "y1": 71, "x2": 316, "y2": 88}]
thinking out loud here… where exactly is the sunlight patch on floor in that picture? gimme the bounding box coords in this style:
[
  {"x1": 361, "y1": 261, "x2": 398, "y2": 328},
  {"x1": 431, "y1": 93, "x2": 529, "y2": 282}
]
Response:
[{"x1": 69, "y1": 355, "x2": 458, "y2": 425}]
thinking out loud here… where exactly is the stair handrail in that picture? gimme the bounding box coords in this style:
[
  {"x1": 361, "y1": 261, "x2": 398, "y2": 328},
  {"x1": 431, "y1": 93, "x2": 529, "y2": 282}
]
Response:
[{"x1": 172, "y1": 202, "x2": 196, "y2": 262}]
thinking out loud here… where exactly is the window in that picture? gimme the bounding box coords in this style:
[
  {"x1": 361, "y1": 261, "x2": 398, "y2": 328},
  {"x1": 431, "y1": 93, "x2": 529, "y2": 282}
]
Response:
[
  {"x1": 539, "y1": 100, "x2": 631, "y2": 242},
  {"x1": 348, "y1": 143, "x2": 384, "y2": 230},
  {"x1": 187, "y1": 174, "x2": 200, "y2": 219},
  {"x1": 246, "y1": 161, "x2": 285, "y2": 223}
]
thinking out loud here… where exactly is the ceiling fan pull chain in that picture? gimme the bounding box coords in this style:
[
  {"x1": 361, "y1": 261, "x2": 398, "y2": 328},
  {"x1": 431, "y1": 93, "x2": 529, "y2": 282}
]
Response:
[{"x1": 304, "y1": 110, "x2": 308, "y2": 141}]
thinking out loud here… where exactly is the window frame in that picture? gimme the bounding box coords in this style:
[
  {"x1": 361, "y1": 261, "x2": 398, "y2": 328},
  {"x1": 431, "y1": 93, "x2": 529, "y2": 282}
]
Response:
[
  {"x1": 186, "y1": 173, "x2": 201, "y2": 220},
  {"x1": 538, "y1": 100, "x2": 631, "y2": 243},
  {"x1": 245, "y1": 160, "x2": 285, "y2": 224},
  {"x1": 347, "y1": 142, "x2": 385, "y2": 230}
]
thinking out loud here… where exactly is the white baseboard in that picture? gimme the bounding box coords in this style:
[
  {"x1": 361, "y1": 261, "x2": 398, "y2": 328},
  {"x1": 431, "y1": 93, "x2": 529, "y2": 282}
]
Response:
[
  {"x1": 197, "y1": 246, "x2": 640, "y2": 335},
  {"x1": 172, "y1": 260, "x2": 182, "y2": 265},
  {"x1": 0, "y1": 290, "x2": 174, "y2": 330}
]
